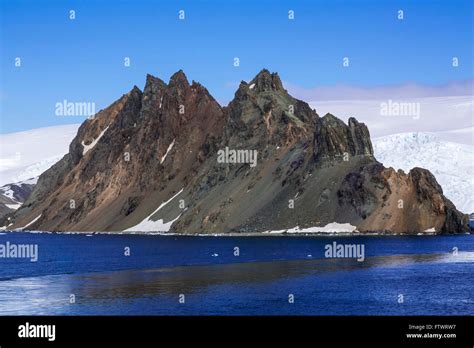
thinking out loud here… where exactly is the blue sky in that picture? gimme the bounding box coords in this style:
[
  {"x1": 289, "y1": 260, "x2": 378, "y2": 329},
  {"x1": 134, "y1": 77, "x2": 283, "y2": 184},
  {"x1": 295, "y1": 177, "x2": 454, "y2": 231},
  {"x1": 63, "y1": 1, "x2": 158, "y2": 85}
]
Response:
[{"x1": 1, "y1": 0, "x2": 472, "y2": 133}]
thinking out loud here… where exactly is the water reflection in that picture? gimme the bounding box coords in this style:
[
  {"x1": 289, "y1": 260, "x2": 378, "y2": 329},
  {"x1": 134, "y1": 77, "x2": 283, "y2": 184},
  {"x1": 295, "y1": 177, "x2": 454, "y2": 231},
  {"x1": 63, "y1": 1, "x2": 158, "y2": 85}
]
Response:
[
  {"x1": 73, "y1": 252, "x2": 445, "y2": 299},
  {"x1": 1, "y1": 251, "x2": 472, "y2": 315}
]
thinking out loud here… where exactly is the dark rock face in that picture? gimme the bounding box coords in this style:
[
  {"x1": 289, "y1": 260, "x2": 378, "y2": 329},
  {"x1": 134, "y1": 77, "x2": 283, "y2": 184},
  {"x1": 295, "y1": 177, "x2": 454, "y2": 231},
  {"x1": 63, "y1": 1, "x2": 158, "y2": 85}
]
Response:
[
  {"x1": 314, "y1": 114, "x2": 373, "y2": 162},
  {"x1": 336, "y1": 164, "x2": 467, "y2": 233},
  {"x1": 13, "y1": 70, "x2": 225, "y2": 231},
  {"x1": 247, "y1": 68, "x2": 285, "y2": 93},
  {"x1": 10, "y1": 69, "x2": 469, "y2": 234},
  {"x1": 225, "y1": 69, "x2": 315, "y2": 151}
]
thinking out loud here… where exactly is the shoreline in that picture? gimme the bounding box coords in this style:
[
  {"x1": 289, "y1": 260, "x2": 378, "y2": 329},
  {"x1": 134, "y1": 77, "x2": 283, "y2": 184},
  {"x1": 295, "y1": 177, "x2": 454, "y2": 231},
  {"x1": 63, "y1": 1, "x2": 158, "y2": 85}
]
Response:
[{"x1": 1, "y1": 230, "x2": 470, "y2": 237}]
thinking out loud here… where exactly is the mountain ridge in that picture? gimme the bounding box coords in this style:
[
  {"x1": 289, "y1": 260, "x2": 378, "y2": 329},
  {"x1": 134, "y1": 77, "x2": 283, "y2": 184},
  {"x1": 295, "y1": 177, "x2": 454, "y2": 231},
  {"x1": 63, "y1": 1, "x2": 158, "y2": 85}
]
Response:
[{"x1": 8, "y1": 69, "x2": 470, "y2": 234}]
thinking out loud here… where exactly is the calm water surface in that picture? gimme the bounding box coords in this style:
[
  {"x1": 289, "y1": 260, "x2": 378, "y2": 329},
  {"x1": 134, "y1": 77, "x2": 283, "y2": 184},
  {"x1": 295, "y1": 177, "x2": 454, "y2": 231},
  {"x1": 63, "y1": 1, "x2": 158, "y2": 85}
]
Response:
[{"x1": 0, "y1": 232, "x2": 472, "y2": 315}]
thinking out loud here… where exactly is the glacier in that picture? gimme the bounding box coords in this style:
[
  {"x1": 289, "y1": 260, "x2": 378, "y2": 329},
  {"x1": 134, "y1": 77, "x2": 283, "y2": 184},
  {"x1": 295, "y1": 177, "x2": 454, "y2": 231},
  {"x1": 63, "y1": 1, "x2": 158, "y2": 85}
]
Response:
[{"x1": 373, "y1": 131, "x2": 473, "y2": 214}]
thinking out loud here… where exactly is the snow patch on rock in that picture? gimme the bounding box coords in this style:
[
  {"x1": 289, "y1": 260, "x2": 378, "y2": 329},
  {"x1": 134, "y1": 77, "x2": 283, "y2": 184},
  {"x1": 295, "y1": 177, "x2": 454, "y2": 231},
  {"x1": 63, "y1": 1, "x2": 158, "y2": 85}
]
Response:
[
  {"x1": 264, "y1": 222, "x2": 357, "y2": 234},
  {"x1": 82, "y1": 126, "x2": 109, "y2": 155},
  {"x1": 125, "y1": 189, "x2": 184, "y2": 232},
  {"x1": 0, "y1": 186, "x2": 15, "y2": 201},
  {"x1": 160, "y1": 139, "x2": 175, "y2": 164},
  {"x1": 16, "y1": 214, "x2": 42, "y2": 230}
]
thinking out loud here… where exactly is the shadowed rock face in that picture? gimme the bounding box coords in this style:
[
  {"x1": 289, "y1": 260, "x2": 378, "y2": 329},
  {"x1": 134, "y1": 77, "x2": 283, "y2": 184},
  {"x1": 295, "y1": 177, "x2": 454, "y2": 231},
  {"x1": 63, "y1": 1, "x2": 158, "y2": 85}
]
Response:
[
  {"x1": 314, "y1": 114, "x2": 373, "y2": 162},
  {"x1": 11, "y1": 69, "x2": 469, "y2": 234},
  {"x1": 337, "y1": 164, "x2": 467, "y2": 233}
]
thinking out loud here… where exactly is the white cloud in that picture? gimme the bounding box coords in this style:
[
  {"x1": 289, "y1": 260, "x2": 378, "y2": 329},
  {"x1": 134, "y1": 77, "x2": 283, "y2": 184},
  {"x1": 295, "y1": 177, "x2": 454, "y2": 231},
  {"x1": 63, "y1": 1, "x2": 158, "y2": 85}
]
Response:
[{"x1": 285, "y1": 78, "x2": 474, "y2": 101}]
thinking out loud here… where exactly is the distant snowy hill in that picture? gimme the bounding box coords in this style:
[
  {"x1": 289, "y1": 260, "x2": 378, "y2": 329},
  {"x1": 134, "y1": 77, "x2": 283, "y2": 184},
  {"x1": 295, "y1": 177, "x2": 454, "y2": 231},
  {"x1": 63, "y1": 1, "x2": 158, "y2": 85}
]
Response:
[
  {"x1": 0, "y1": 124, "x2": 80, "y2": 186},
  {"x1": 373, "y1": 131, "x2": 474, "y2": 214},
  {"x1": 0, "y1": 178, "x2": 36, "y2": 220},
  {"x1": 311, "y1": 96, "x2": 473, "y2": 143}
]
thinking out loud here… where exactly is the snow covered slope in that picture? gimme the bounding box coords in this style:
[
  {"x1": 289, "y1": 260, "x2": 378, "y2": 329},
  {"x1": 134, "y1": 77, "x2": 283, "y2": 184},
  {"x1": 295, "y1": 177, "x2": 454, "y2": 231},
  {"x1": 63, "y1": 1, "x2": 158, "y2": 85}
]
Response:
[
  {"x1": 373, "y1": 131, "x2": 474, "y2": 214},
  {"x1": 0, "y1": 124, "x2": 80, "y2": 186}
]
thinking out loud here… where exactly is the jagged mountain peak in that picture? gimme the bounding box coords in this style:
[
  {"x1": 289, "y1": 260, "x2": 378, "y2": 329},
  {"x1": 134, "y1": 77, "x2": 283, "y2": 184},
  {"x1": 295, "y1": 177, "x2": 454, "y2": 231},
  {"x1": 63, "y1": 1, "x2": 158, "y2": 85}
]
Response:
[
  {"x1": 348, "y1": 117, "x2": 365, "y2": 127},
  {"x1": 321, "y1": 113, "x2": 369, "y2": 130},
  {"x1": 248, "y1": 68, "x2": 284, "y2": 93},
  {"x1": 321, "y1": 113, "x2": 344, "y2": 123},
  {"x1": 141, "y1": 74, "x2": 167, "y2": 115},
  {"x1": 169, "y1": 69, "x2": 190, "y2": 88},
  {"x1": 314, "y1": 113, "x2": 374, "y2": 161},
  {"x1": 225, "y1": 70, "x2": 318, "y2": 148},
  {"x1": 130, "y1": 85, "x2": 143, "y2": 95},
  {"x1": 144, "y1": 74, "x2": 167, "y2": 94}
]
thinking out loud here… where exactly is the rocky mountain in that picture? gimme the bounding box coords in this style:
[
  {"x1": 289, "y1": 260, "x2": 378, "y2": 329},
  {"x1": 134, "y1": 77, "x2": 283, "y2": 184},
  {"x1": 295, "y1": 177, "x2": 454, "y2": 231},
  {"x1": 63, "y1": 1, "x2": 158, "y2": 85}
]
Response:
[
  {"x1": 0, "y1": 178, "x2": 36, "y2": 227},
  {"x1": 9, "y1": 69, "x2": 470, "y2": 234}
]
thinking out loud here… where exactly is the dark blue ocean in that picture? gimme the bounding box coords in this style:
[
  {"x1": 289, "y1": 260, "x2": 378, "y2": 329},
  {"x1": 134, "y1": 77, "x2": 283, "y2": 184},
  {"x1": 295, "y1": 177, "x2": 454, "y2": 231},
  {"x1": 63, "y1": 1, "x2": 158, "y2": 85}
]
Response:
[{"x1": 0, "y1": 232, "x2": 472, "y2": 315}]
